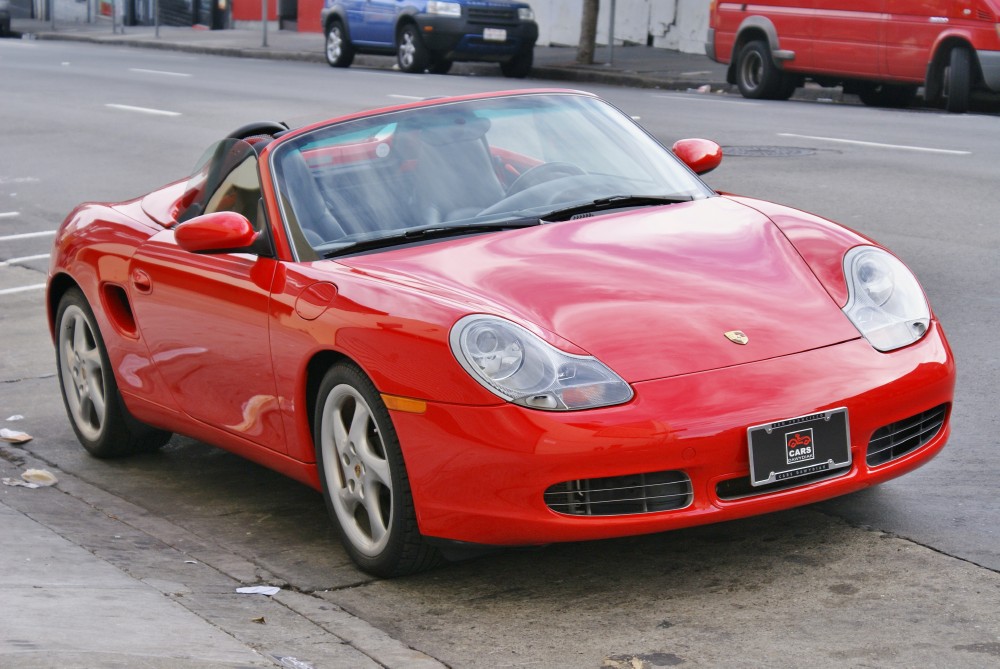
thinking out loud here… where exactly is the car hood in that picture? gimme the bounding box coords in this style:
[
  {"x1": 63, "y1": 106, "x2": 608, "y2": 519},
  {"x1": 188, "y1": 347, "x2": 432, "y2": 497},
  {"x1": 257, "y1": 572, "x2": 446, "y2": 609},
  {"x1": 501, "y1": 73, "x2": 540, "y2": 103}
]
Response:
[{"x1": 337, "y1": 197, "x2": 861, "y2": 382}]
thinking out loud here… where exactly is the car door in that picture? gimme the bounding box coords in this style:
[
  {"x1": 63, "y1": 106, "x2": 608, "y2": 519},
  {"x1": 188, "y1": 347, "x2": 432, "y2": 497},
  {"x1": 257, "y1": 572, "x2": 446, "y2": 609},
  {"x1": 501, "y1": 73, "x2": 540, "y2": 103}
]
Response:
[
  {"x1": 128, "y1": 149, "x2": 289, "y2": 453},
  {"x1": 350, "y1": 0, "x2": 397, "y2": 45}
]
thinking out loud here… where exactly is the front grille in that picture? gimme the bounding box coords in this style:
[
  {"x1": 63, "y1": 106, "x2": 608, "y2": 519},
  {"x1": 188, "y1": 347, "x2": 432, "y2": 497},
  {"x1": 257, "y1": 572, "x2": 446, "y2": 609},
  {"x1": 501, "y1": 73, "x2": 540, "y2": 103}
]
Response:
[
  {"x1": 716, "y1": 466, "x2": 848, "y2": 500},
  {"x1": 544, "y1": 470, "x2": 692, "y2": 516},
  {"x1": 866, "y1": 404, "x2": 948, "y2": 467},
  {"x1": 467, "y1": 7, "x2": 519, "y2": 25}
]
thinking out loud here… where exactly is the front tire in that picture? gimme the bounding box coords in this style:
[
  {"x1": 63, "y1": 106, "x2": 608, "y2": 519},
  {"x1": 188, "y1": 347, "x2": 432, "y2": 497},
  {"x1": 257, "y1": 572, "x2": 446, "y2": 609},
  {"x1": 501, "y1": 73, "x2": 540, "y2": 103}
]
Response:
[
  {"x1": 314, "y1": 363, "x2": 440, "y2": 576},
  {"x1": 56, "y1": 289, "x2": 170, "y2": 458},
  {"x1": 943, "y1": 47, "x2": 972, "y2": 114},
  {"x1": 396, "y1": 23, "x2": 429, "y2": 74},
  {"x1": 325, "y1": 20, "x2": 355, "y2": 68},
  {"x1": 735, "y1": 40, "x2": 788, "y2": 100}
]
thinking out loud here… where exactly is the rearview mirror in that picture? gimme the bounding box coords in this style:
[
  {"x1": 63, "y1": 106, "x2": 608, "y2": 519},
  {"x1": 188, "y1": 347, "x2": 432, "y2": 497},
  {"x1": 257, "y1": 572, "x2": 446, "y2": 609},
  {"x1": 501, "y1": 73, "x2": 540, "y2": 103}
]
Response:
[
  {"x1": 175, "y1": 211, "x2": 259, "y2": 254},
  {"x1": 672, "y1": 139, "x2": 723, "y2": 175}
]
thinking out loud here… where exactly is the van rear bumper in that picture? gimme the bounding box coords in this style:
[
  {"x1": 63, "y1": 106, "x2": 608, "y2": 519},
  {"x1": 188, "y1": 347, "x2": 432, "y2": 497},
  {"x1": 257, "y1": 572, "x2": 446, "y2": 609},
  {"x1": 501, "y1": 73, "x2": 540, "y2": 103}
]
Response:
[{"x1": 978, "y1": 50, "x2": 1000, "y2": 92}]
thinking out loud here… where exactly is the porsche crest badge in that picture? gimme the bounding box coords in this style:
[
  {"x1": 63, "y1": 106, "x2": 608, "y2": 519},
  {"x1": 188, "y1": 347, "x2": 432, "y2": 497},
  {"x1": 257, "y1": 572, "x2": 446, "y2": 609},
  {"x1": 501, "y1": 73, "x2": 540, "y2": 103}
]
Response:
[{"x1": 725, "y1": 330, "x2": 749, "y2": 345}]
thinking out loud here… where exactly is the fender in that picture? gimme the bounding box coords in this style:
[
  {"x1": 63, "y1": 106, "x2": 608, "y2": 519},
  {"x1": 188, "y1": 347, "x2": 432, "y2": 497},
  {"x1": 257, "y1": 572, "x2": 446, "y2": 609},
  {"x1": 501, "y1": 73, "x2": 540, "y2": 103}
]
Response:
[
  {"x1": 321, "y1": 3, "x2": 351, "y2": 39},
  {"x1": 394, "y1": 5, "x2": 424, "y2": 38},
  {"x1": 734, "y1": 16, "x2": 796, "y2": 66},
  {"x1": 924, "y1": 31, "x2": 977, "y2": 101}
]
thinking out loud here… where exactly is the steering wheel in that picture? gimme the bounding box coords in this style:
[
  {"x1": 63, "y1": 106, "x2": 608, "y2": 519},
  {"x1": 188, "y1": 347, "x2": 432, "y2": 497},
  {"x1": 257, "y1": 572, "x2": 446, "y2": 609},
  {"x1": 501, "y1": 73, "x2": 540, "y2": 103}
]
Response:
[{"x1": 506, "y1": 162, "x2": 587, "y2": 196}]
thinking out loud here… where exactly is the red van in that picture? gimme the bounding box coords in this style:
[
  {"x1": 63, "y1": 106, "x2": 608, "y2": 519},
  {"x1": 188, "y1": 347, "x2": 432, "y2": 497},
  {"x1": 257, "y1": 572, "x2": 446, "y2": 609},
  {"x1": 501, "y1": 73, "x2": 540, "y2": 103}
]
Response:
[{"x1": 707, "y1": 0, "x2": 1000, "y2": 112}]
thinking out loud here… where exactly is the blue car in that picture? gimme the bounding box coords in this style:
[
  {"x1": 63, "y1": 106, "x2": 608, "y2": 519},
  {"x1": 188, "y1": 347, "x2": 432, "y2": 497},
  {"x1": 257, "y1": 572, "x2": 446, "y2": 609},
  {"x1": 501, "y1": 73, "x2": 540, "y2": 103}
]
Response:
[{"x1": 321, "y1": 0, "x2": 538, "y2": 77}]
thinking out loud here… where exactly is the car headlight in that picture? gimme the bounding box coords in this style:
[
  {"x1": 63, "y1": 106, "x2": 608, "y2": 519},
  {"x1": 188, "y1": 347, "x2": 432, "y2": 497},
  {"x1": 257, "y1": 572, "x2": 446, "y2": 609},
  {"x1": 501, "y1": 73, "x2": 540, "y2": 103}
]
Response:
[
  {"x1": 518, "y1": 6, "x2": 535, "y2": 21},
  {"x1": 450, "y1": 315, "x2": 633, "y2": 411},
  {"x1": 842, "y1": 246, "x2": 930, "y2": 351},
  {"x1": 427, "y1": 1, "x2": 461, "y2": 17}
]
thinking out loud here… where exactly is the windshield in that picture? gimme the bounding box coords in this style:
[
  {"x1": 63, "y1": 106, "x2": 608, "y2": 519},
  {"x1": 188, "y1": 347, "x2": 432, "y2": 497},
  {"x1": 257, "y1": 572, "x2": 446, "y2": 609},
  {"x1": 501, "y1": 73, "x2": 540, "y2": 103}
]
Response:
[{"x1": 269, "y1": 92, "x2": 715, "y2": 260}]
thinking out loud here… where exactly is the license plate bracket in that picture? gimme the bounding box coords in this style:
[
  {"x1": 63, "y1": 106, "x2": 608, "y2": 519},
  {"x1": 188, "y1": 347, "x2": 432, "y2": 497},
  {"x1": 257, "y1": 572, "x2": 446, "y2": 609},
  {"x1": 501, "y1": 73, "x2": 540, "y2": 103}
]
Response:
[
  {"x1": 483, "y1": 28, "x2": 507, "y2": 42},
  {"x1": 747, "y1": 408, "x2": 851, "y2": 487}
]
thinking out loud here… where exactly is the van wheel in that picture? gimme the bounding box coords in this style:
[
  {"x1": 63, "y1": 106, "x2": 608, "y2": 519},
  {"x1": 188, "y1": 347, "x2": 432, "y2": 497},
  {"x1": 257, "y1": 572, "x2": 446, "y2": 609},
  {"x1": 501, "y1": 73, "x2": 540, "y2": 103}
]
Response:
[
  {"x1": 736, "y1": 40, "x2": 786, "y2": 100},
  {"x1": 858, "y1": 83, "x2": 917, "y2": 108},
  {"x1": 943, "y1": 47, "x2": 971, "y2": 114},
  {"x1": 397, "y1": 23, "x2": 429, "y2": 73}
]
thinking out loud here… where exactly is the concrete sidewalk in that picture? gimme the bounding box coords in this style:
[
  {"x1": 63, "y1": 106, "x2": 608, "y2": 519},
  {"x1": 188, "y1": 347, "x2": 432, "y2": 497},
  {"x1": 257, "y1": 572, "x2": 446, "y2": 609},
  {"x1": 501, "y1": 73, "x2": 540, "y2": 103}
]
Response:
[
  {"x1": 0, "y1": 439, "x2": 446, "y2": 669},
  {"x1": 8, "y1": 17, "x2": 735, "y2": 93}
]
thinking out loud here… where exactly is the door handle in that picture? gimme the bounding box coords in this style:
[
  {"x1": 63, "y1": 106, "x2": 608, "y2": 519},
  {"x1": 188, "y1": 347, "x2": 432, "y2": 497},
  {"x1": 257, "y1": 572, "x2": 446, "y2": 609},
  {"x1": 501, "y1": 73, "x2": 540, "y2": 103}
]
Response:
[{"x1": 131, "y1": 269, "x2": 153, "y2": 294}]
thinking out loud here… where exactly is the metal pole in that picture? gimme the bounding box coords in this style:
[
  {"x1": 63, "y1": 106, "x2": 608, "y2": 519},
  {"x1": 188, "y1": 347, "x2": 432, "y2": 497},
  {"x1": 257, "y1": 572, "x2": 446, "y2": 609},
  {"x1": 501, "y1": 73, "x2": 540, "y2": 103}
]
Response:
[
  {"x1": 262, "y1": 0, "x2": 268, "y2": 47},
  {"x1": 49, "y1": 0, "x2": 55, "y2": 30},
  {"x1": 608, "y1": 0, "x2": 616, "y2": 66},
  {"x1": 155, "y1": 0, "x2": 159, "y2": 36}
]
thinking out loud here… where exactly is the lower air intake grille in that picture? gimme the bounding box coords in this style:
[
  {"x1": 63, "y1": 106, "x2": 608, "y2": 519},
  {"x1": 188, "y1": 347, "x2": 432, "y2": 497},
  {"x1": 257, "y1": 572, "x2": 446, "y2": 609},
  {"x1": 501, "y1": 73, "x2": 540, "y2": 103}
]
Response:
[
  {"x1": 867, "y1": 404, "x2": 948, "y2": 467},
  {"x1": 544, "y1": 470, "x2": 692, "y2": 516}
]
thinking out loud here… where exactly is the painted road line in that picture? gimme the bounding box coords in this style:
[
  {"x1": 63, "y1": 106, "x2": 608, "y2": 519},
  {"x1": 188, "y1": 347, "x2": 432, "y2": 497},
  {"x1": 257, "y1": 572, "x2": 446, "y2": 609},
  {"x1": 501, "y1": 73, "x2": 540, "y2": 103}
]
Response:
[
  {"x1": 0, "y1": 212, "x2": 20, "y2": 219},
  {"x1": 388, "y1": 94, "x2": 424, "y2": 101},
  {"x1": 129, "y1": 68, "x2": 193, "y2": 78},
  {"x1": 778, "y1": 133, "x2": 971, "y2": 155},
  {"x1": 0, "y1": 231, "x2": 55, "y2": 242},
  {"x1": 0, "y1": 254, "x2": 50, "y2": 267},
  {"x1": 0, "y1": 284, "x2": 46, "y2": 296},
  {"x1": 105, "y1": 104, "x2": 182, "y2": 117}
]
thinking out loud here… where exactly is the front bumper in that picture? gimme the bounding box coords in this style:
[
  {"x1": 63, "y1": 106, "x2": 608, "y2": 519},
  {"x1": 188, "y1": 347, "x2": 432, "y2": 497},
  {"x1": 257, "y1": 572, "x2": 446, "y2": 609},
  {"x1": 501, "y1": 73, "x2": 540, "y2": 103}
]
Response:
[
  {"x1": 416, "y1": 15, "x2": 538, "y2": 62},
  {"x1": 391, "y1": 325, "x2": 954, "y2": 545}
]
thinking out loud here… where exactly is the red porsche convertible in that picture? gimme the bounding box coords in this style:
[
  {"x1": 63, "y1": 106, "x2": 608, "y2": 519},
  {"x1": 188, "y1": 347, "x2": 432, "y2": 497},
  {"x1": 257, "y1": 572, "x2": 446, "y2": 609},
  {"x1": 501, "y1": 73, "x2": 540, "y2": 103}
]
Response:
[{"x1": 47, "y1": 90, "x2": 955, "y2": 576}]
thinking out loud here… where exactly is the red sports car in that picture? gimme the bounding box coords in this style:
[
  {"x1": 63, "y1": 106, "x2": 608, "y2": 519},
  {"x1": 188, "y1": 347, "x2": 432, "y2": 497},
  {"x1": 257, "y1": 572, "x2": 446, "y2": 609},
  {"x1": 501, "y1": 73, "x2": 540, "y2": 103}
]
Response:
[{"x1": 47, "y1": 90, "x2": 955, "y2": 576}]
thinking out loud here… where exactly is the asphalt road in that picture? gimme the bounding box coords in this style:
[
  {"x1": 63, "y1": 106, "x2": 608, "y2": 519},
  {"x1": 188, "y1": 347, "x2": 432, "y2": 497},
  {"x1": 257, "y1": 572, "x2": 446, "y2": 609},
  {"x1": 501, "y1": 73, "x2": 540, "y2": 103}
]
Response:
[{"x1": 1, "y1": 38, "x2": 998, "y2": 668}]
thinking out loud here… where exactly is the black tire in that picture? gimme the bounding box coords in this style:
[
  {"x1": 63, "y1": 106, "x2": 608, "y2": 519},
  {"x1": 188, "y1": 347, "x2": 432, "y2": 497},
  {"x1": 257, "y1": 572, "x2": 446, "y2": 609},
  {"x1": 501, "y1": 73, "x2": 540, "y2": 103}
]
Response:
[
  {"x1": 857, "y1": 83, "x2": 917, "y2": 108},
  {"x1": 735, "y1": 40, "x2": 786, "y2": 100},
  {"x1": 396, "y1": 23, "x2": 429, "y2": 74},
  {"x1": 314, "y1": 363, "x2": 441, "y2": 577},
  {"x1": 428, "y1": 57, "x2": 453, "y2": 75},
  {"x1": 944, "y1": 47, "x2": 971, "y2": 114},
  {"x1": 501, "y1": 48, "x2": 533, "y2": 79},
  {"x1": 325, "y1": 19, "x2": 355, "y2": 68},
  {"x1": 55, "y1": 289, "x2": 171, "y2": 458}
]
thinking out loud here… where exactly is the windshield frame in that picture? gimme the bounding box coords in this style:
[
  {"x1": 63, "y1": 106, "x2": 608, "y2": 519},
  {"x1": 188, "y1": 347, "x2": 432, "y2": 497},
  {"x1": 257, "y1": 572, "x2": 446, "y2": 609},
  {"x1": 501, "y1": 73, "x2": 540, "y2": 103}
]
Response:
[{"x1": 267, "y1": 90, "x2": 716, "y2": 262}]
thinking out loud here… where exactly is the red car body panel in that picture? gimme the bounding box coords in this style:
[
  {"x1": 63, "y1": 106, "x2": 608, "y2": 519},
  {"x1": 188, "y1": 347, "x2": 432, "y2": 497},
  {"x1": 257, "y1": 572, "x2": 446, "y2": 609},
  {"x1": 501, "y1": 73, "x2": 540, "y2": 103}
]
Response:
[{"x1": 47, "y1": 91, "x2": 956, "y2": 550}]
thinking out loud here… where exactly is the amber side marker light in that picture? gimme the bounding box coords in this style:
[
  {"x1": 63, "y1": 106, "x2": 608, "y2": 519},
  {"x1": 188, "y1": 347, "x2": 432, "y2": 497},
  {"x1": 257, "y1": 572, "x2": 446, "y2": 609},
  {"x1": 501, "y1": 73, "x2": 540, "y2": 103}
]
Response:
[{"x1": 381, "y1": 394, "x2": 428, "y2": 414}]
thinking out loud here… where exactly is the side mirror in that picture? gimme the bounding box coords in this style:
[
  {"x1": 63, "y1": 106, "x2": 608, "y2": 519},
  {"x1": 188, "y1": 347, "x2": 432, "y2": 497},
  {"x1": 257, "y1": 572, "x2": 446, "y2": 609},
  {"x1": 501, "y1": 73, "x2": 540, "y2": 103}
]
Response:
[
  {"x1": 672, "y1": 138, "x2": 723, "y2": 175},
  {"x1": 175, "y1": 211, "x2": 259, "y2": 254}
]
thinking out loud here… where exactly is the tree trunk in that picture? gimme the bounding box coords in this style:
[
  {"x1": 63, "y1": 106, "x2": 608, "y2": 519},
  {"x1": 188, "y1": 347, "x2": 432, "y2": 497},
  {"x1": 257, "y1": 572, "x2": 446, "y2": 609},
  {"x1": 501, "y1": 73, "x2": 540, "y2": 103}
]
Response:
[{"x1": 576, "y1": 0, "x2": 600, "y2": 64}]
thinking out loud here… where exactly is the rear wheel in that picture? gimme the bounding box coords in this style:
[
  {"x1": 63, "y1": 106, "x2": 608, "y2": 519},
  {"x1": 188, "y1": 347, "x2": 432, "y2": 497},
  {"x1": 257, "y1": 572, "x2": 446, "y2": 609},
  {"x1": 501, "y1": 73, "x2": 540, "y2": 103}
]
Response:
[
  {"x1": 56, "y1": 289, "x2": 170, "y2": 458},
  {"x1": 397, "y1": 23, "x2": 429, "y2": 74},
  {"x1": 325, "y1": 19, "x2": 355, "y2": 68},
  {"x1": 735, "y1": 40, "x2": 789, "y2": 100},
  {"x1": 943, "y1": 47, "x2": 971, "y2": 114},
  {"x1": 314, "y1": 363, "x2": 441, "y2": 576}
]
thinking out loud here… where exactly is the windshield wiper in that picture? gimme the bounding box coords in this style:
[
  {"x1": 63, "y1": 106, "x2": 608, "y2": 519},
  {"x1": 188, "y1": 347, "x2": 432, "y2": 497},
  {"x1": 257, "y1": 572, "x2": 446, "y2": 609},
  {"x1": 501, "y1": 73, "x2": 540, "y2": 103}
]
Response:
[
  {"x1": 537, "y1": 194, "x2": 695, "y2": 222},
  {"x1": 322, "y1": 219, "x2": 541, "y2": 258}
]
